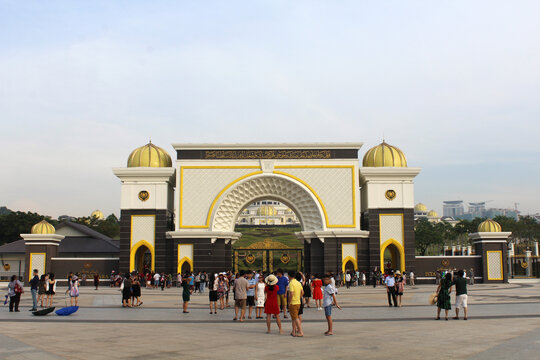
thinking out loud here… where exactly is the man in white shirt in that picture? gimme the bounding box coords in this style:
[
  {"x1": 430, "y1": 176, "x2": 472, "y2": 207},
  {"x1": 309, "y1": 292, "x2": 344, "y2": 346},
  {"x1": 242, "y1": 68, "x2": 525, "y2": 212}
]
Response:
[
  {"x1": 385, "y1": 271, "x2": 397, "y2": 307},
  {"x1": 153, "y1": 273, "x2": 161, "y2": 288},
  {"x1": 409, "y1": 271, "x2": 415, "y2": 286}
]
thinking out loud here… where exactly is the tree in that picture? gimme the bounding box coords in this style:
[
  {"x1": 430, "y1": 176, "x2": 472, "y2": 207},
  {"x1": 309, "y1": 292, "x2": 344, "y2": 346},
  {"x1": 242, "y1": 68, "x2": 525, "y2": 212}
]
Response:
[
  {"x1": 415, "y1": 218, "x2": 443, "y2": 256},
  {"x1": 0, "y1": 211, "x2": 57, "y2": 245}
]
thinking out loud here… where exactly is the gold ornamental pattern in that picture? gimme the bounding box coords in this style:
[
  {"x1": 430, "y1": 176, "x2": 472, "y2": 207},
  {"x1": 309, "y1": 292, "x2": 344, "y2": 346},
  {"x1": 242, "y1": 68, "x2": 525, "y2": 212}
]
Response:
[{"x1": 204, "y1": 150, "x2": 331, "y2": 160}]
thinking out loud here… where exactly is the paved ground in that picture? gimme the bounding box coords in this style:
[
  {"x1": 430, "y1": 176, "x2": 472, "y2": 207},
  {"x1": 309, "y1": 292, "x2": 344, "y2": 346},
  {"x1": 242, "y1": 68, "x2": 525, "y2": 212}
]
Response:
[{"x1": 0, "y1": 281, "x2": 539, "y2": 360}]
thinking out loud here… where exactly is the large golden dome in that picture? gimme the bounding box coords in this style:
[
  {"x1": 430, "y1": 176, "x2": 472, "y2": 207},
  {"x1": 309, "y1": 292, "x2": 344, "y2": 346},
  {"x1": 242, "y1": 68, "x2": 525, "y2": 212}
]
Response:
[
  {"x1": 127, "y1": 142, "x2": 172, "y2": 168},
  {"x1": 415, "y1": 203, "x2": 428, "y2": 212},
  {"x1": 31, "y1": 220, "x2": 56, "y2": 234},
  {"x1": 362, "y1": 141, "x2": 407, "y2": 167},
  {"x1": 478, "y1": 219, "x2": 502, "y2": 232},
  {"x1": 257, "y1": 205, "x2": 277, "y2": 217},
  {"x1": 91, "y1": 210, "x2": 104, "y2": 219},
  {"x1": 428, "y1": 210, "x2": 439, "y2": 218}
]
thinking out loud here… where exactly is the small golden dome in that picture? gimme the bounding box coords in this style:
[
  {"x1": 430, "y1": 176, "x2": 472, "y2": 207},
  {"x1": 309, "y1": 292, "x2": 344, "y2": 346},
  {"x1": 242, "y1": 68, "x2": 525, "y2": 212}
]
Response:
[
  {"x1": 362, "y1": 141, "x2": 407, "y2": 167},
  {"x1": 257, "y1": 205, "x2": 277, "y2": 217},
  {"x1": 428, "y1": 210, "x2": 439, "y2": 218},
  {"x1": 127, "y1": 142, "x2": 172, "y2": 168},
  {"x1": 415, "y1": 203, "x2": 428, "y2": 212},
  {"x1": 91, "y1": 210, "x2": 104, "y2": 219},
  {"x1": 478, "y1": 219, "x2": 502, "y2": 232},
  {"x1": 31, "y1": 220, "x2": 56, "y2": 234}
]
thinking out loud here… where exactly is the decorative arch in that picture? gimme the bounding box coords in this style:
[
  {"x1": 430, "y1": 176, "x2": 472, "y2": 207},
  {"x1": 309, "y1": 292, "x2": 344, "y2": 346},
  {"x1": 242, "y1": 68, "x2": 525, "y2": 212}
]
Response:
[
  {"x1": 210, "y1": 174, "x2": 325, "y2": 232},
  {"x1": 342, "y1": 256, "x2": 358, "y2": 272},
  {"x1": 178, "y1": 257, "x2": 194, "y2": 274},
  {"x1": 130, "y1": 240, "x2": 155, "y2": 272},
  {"x1": 380, "y1": 238, "x2": 405, "y2": 273}
]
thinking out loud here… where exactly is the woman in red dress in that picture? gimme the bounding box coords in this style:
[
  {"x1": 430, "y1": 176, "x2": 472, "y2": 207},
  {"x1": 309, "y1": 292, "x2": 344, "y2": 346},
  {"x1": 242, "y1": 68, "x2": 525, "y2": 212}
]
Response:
[
  {"x1": 311, "y1": 274, "x2": 323, "y2": 310},
  {"x1": 264, "y1": 274, "x2": 282, "y2": 334}
]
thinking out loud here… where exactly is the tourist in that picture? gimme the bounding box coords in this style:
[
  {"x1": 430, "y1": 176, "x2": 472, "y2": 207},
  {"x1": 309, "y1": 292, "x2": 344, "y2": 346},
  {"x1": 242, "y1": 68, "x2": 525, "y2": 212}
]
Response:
[
  {"x1": 453, "y1": 270, "x2": 468, "y2": 320},
  {"x1": 29, "y1": 269, "x2": 39, "y2": 311},
  {"x1": 132, "y1": 272, "x2": 142, "y2": 306},
  {"x1": 395, "y1": 271, "x2": 404, "y2": 307},
  {"x1": 384, "y1": 270, "x2": 397, "y2": 307},
  {"x1": 335, "y1": 272, "x2": 342, "y2": 288},
  {"x1": 255, "y1": 274, "x2": 266, "y2": 319},
  {"x1": 345, "y1": 271, "x2": 352, "y2": 289},
  {"x1": 435, "y1": 271, "x2": 441, "y2": 285},
  {"x1": 8, "y1": 275, "x2": 23, "y2": 312},
  {"x1": 216, "y1": 273, "x2": 228, "y2": 310},
  {"x1": 264, "y1": 274, "x2": 282, "y2": 334},
  {"x1": 233, "y1": 270, "x2": 248, "y2": 322},
  {"x1": 46, "y1": 273, "x2": 57, "y2": 307},
  {"x1": 70, "y1": 275, "x2": 80, "y2": 306},
  {"x1": 195, "y1": 272, "x2": 201, "y2": 293},
  {"x1": 67, "y1": 272, "x2": 74, "y2": 295},
  {"x1": 153, "y1": 272, "x2": 160, "y2": 289},
  {"x1": 38, "y1": 274, "x2": 47, "y2": 307},
  {"x1": 322, "y1": 274, "x2": 341, "y2": 336},
  {"x1": 435, "y1": 273, "x2": 453, "y2": 320},
  {"x1": 167, "y1": 273, "x2": 172, "y2": 288},
  {"x1": 225, "y1": 271, "x2": 232, "y2": 307},
  {"x1": 93, "y1": 273, "x2": 100, "y2": 290},
  {"x1": 409, "y1": 270, "x2": 415, "y2": 286},
  {"x1": 181, "y1": 273, "x2": 190, "y2": 313},
  {"x1": 121, "y1": 274, "x2": 132, "y2": 308},
  {"x1": 200, "y1": 271, "x2": 207, "y2": 293},
  {"x1": 276, "y1": 269, "x2": 289, "y2": 318},
  {"x1": 110, "y1": 271, "x2": 116, "y2": 287},
  {"x1": 287, "y1": 270, "x2": 304, "y2": 337},
  {"x1": 160, "y1": 273, "x2": 166, "y2": 291},
  {"x1": 176, "y1": 273, "x2": 182, "y2": 288},
  {"x1": 302, "y1": 273, "x2": 312, "y2": 308},
  {"x1": 81, "y1": 273, "x2": 87, "y2": 286},
  {"x1": 312, "y1": 274, "x2": 323, "y2": 310},
  {"x1": 208, "y1": 272, "x2": 218, "y2": 314},
  {"x1": 469, "y1": 268, "x2": 475, "y2": 285},
  {"x1": 246, "y1": 271, "x2": 257, "y2": 319},
  {"x1": 361, "y1": 271, "x2": 366, "y2": 286}
]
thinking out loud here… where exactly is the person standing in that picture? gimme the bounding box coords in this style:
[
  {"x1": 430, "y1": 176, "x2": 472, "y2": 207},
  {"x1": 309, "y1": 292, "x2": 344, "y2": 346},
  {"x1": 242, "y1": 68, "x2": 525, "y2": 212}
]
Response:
[
  {"x1": 409, "y1": 271, "x2": 415, "y2": 286},
  {"x1": 384, "y1": 271, "x2": 397, "y2": 307},
  {"x1": 29, "y1": 269, "x2": 39, "y2": 311},
  {"x1": 469, "y1": 268, "x2": 475, "y2": 285},
  {"x1": 209, "y1": 273, "x2": 218, "y2": 314},
  {"x1": 246, "y1": 272, "x2": 257, "y2": 319},
  {"x1": 311, "y1": 274, "x2": 323, "y2": 310},
  {"x1": 132, "y1": 273, "x2": 142, "y2": 306},
  {"x1": 216, "y1": 273, "x2": 228, "y2": 310},
  {"x1": 181, "y1": 273, "x2": 190, "y2": 313},
  {"x1": 93, "y1": 273, "x2": 100, "y2": 290},
  {"x1": 302, "y1": 274, "x2": 312, "y2": 308},
  {"x1": 264, "y1": 275, "x2": 282, "y2": 334},
  {"x1": 287, "y1": 271, "x2": 304, "y2": 337},
  {"x1": 70, "y1": 275, "x2": 80, "y2": 306},
  {"x1": 436, "y1": 273, "x2": 453, "y2": 320},
  {"x1": 121, "y1": 274, "x2": 132, "y2": 308},
  {"x1": 276, "y1": 269, "x2": 289, "y2": 319},
  {"x1": 345, "y1": 271, "x2": 352, "y2": 289},
  {"x1": 255, "y1": 275, "x2": 266, "y2": 319},
  {"x1": 453, "y1": 270, "x2": 468, "y2": 320},
  {"x1": 233, "y1": 271, "x2": 248, "y2": 322},
  {"x1": 200, "y1": 271, "x2": 207, "y2": 293},
  {"x1": 46, "y1": 273, "x2": 57, "y2": 307},
  {"x1": 361, "y1": 272, "x2": 366, "y2": 286},
  {"x1": 153, "y1": 272, "x2": 160, "y2": 289},
  {"x1": 322, "y1": 274, "x2": 341, "y2": 335},
  {"x1": 8, "y1": 275, "x2": 23, "y2": 312},
  {"x1": 38, "y1": 274, "x2": 47, "y2": 307},
  {"x1": 194, "y1": 272, "x2": 201, "y2": 293},
  {"x1": 395, "y1": 271, "x2": 404, "y2": 307},
  {"x1": 371, "y1": 268, "x2": 378, "y2": 288}
]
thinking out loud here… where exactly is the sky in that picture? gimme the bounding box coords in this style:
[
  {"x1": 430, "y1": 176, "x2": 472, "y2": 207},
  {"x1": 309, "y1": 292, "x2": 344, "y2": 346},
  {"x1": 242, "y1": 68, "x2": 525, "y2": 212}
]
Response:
[{"x1": 1, "y1": 1, "x2": 539, "y2": 219}]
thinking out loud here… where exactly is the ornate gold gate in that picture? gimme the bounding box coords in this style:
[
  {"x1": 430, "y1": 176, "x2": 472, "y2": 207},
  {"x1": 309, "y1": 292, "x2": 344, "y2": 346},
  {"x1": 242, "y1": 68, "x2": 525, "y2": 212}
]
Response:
[{"x1": 233, "y1": 238, "x2": 303, "y2": 273}]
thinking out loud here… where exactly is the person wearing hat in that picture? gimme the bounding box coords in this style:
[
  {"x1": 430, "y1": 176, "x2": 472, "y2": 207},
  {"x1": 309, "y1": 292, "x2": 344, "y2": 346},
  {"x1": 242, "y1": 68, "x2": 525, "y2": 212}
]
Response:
[
  {"x1": 264, "y1": 274, "x2": 282, "y2": 334},
  {"x1": 395, "y1": 270, "x2": 404, "y2": 307},
  {"x1": 384, "y1": 270, "x2": 397, "y2": 307},
  {"x1": 69, "y1": 275, "x2": 80, "y2": 306}
]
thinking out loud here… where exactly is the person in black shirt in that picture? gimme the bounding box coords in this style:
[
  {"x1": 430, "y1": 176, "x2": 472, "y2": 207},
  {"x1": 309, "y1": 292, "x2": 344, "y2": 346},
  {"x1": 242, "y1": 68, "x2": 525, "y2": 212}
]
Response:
[
  {"x1": 29, "y1": 269, "x2": 39, "y2": 311},
  {"x1": 452, "y1": 269, "x2": 468, "y2": 320}
]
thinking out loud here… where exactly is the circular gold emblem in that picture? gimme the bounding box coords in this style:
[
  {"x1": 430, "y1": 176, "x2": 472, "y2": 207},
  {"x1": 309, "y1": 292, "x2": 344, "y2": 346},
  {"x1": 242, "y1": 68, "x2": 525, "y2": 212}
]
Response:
[
  {"x1": 246, "y1": 254, "x2": 256, "y2": 264},
  {"x1": 441, "y1": 259, "x2": 450, "y2": 267},
  {"x1": 385, "y1": 190, "x2": 396, "y2": 200},
  {"x1": 280, "y1": 253, "x2": 290, "y2": 264},
  {"x1": 3, "y1": 264, "x2": 10, "y2": 271},
  {"x1": 84, "y1": 262, "x2": 92, "y2": 269},
  {"x1": 521, "y1": 261, "x2": 529, "y2": 269},
  {"x1": 138, "y1": 190, "x2": 150, "y2": 202}
]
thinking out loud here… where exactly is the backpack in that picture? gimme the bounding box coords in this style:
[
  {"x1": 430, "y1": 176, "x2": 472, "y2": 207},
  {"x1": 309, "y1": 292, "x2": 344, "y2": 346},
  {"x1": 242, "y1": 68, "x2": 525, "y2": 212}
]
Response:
[{"x1": 14, "y1": 282, "x2": 23, "y2": 294}]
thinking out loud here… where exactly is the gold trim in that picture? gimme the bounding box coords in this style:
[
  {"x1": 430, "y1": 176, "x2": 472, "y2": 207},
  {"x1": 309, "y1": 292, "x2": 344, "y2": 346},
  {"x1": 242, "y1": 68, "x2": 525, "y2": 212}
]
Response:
[
  {"x1": 246, "y1": 238, "x2": 292, "y2": 249},
  {"x1": 177, "y1": 244, "x2": 194, "y2": 273},
  {"x1": 487, "y1": 250, "x2": 504, "y2": 281},
  {"x1": 380, "y1": 238, "x2": 405, "y2": 273},
  {"x1": 29, "y1": 253, "x2": 46, "y2": 281},
  {"x1": 385, "y1": 190, "x2": 396, "y2": 200},
  {"x1": 130, "y1": 240, "x2": 155, "y2": 272},
  {"x1": 341, "y1": 243, "x2": 358, "y2": 272}
]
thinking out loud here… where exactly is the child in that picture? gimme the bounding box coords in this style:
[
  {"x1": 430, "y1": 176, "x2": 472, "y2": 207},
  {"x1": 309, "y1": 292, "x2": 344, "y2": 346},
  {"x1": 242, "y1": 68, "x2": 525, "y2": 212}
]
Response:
[{"x1": 322, "y1": 274, "x2": 341, "y2": 336}]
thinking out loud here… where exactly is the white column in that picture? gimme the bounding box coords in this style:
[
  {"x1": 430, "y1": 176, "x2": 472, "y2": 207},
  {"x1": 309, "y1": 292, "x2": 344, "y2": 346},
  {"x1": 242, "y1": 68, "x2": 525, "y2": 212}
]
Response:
[{"x1": 525, "y1": 250, "x2": 532, "y2": 277}]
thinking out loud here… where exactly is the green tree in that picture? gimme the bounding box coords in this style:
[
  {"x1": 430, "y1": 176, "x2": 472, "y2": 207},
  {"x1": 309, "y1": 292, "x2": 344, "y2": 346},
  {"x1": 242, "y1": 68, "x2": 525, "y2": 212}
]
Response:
[
  {"x1": 415, "y1": 218, "x2": 443, "y2": 256},
  {"x1": 0, "y1": 211, "x2": 57, "y2": 245}
]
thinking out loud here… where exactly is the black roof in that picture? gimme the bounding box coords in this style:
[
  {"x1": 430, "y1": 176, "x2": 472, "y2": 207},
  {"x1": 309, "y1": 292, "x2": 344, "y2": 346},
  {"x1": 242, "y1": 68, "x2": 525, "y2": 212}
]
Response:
[{"x1": 0, "y1": 239, "x2": 25, "y2": 253}]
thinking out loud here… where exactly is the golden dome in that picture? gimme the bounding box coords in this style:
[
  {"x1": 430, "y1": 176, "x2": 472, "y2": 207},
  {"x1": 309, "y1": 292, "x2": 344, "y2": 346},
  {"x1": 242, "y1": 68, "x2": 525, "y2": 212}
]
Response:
[
  {"x1": 127, "y1": 142, "x2": 172, "y2": 168},
  {"x1": 428, "y1": 210, "x2": 439, "y2": 218},
  {"x1": 478, "y1": 219, "x2": 502, "y2": 232},
  {"x1": 31, "y1": 220, "x2": 55, "y2": 234},
  {"x1": 91, "y1": 210, "x2": 104, "y2": 219},
  {"x1": 362, "y1": 141, "x2": 407, "y2": 167},
  {"x1": 415, "y1": 203, "x2": 428, "y2": 212},
  {"x1": 257, "y1": 205, "x2": 277, "y2": 217}
]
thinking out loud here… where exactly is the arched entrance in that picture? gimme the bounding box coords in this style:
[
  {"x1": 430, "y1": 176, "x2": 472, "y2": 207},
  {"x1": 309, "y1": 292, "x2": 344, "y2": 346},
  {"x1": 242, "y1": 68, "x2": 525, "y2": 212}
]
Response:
[
  {"x1": 344, "y1": 259, "x2": 356, "y2": 272},
  {"x1": 180, "y1": 261, "x2": 192, "y2": 275},
  {"x1": 380, "y1": 239, "x2": 405, "y2": 273},
  {"x1": 133, "y1": 244, "x2": 152, "y2": 274}
]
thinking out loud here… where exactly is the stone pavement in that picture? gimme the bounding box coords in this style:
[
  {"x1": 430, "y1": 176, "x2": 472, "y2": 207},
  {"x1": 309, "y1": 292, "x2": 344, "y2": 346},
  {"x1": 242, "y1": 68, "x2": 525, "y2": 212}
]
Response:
[{"x1": 0, "y1": 281, "x2": 539, "y2": 360}]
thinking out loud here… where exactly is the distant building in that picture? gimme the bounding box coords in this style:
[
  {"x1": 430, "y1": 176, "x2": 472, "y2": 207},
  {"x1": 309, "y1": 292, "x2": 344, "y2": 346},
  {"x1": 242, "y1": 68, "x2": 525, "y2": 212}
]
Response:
[
  {"x1": 414, "y1": 203, "x2": 441, "y2": 223},
  {"x1": 443, "y1": 200, "x2": 465, "y2": 218},
  {"x1": 236, "y1": 201, "x2": 299, "y2": 226},
  {"x1": 468, "y1": 202, "x2": 486, "y2": 218}
]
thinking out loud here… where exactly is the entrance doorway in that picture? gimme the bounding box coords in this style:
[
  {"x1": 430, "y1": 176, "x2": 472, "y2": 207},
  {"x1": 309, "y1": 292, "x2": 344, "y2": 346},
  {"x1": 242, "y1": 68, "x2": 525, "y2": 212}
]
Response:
[
  {"x1": 134, "y1": 245, "x2": 152, "y2": 274},
  {"x1": 381, "y1": 240, "x2": 404, "y2": 273}
]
